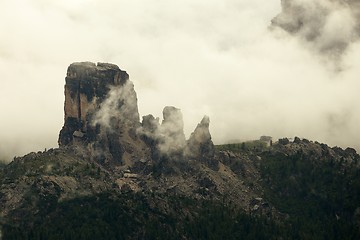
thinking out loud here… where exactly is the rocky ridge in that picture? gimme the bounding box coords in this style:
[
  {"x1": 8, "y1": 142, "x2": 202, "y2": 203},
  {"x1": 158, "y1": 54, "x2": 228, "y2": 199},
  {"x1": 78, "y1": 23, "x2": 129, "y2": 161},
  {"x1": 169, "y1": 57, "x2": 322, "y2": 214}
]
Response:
[{"x1": 0, "y1": 62, "x2": 359, "y2": 238}]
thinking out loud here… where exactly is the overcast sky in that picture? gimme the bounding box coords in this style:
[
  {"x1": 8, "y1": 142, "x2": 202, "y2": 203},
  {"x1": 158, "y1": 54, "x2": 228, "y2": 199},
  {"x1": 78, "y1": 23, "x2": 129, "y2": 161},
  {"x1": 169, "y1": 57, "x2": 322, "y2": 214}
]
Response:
[{"x1": 1, "y1": 0, "x2": 360, "y2": 161}]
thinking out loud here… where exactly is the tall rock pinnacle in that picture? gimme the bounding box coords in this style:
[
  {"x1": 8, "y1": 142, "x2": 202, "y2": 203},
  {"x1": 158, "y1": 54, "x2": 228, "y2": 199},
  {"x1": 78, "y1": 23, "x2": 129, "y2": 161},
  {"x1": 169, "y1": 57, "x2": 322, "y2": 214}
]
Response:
[
  {"x1": 58, "y1": 62, "x2": 147, "y2": 166},
  {"x1": 186, "y1": 116, "x2": 215, "y2": 159}
]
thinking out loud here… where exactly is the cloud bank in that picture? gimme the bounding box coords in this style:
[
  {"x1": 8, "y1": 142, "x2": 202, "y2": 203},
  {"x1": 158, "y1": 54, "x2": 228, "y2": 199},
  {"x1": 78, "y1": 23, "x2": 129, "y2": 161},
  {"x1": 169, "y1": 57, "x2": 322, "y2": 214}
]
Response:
[
  {"x1": 272, "y1": 0, "x2": 360, "y2": 65},
  {"x1": 1, "y1": 0, "x2": 360, "y2": 161}
]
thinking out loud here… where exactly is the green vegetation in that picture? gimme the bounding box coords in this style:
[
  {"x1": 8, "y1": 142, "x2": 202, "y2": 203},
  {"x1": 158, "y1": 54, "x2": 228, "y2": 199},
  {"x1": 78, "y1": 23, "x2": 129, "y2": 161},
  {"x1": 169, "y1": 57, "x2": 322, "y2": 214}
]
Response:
[
  {"x1": 216, "y1": 140, "x2": 268, "y2": 153},
  {"x1": 0, "y1": 161, "x2": 5, "y2": 181},
  {"x1": 0, "y1": 160, "x2": 6, "y2": 169},
  {"x1": 3, "y1": 192, "x2": 288, "y2": 240},
  {"x1": 260, "y1": 151, "x2": 360, "y2": 239},
  {"x1": 181, "y1": 199, "x2": 287, "y2": 240},
  {"x1": 1, "y1": 152, "x2": 106, "y2": 183},
  {"x1": 2, "y1": 142, "x2": 360, "y2": 239}
]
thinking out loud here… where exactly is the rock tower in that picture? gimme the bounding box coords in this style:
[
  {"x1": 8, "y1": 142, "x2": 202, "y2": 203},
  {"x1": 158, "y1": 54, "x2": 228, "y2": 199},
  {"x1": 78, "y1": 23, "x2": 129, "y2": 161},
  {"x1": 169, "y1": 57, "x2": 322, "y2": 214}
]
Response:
[{"x1": 58, "y1": 62, "x2": 147, "y2": 165}]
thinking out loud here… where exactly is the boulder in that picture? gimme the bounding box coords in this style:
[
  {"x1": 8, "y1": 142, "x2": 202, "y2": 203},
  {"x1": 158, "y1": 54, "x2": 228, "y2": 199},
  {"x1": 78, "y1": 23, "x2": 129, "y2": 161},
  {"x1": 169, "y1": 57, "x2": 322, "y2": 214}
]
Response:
[
  {"x1": 278, "y1": 138, "x2": 290, "y2": 145},
  {"x1": 293, "y1": 136, "x2": 301, "y2": 144}
]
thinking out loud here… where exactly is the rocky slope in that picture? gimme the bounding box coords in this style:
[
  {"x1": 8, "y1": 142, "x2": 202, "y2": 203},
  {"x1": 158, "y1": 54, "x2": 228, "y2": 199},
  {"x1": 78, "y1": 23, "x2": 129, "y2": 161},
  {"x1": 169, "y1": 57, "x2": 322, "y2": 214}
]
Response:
[{"x1": 0, "y1": 62, "x2": 359, "y2": 239}]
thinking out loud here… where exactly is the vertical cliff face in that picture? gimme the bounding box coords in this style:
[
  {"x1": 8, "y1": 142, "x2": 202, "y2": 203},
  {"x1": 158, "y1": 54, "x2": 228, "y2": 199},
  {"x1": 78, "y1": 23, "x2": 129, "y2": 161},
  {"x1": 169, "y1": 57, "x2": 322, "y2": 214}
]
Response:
[
  {"x1": 59, "y1": 62, "x2": 133, "y2": 145},
  {"x1": 58, "y1": 62, "x2": 147, "y2": 166}
]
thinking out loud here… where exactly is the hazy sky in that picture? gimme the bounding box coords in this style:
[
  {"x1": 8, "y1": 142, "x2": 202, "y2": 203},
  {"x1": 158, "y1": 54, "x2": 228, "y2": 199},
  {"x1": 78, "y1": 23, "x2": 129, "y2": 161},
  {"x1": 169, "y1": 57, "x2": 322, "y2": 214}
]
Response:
[{"x1": 1, "y1": 0, "x2": 360, "y2": 161}]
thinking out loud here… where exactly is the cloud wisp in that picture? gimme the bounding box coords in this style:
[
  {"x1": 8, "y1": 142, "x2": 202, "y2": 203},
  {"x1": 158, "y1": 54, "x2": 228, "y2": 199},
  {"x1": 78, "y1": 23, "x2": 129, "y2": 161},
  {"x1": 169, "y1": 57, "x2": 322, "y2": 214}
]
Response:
[{"x1": 272, "y1": 0, "x2": 360, "y2": 67}]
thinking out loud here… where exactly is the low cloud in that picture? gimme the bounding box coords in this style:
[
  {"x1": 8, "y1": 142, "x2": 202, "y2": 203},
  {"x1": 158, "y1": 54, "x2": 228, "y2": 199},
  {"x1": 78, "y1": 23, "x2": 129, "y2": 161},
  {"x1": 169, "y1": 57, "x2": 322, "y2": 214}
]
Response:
[{"x1": 272, "y1": 0, "x2": 360, "y2": 65}]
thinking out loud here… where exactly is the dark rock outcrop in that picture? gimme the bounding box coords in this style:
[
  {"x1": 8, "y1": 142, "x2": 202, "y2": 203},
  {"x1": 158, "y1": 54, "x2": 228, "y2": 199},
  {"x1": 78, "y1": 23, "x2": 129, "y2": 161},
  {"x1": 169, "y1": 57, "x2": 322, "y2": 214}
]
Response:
[
  {"x1": 293, "y1": 136, "x2": 301, "y2": 144},
  {"x1": 278, "y1": 138, "x2": 290, "y2": 145}
]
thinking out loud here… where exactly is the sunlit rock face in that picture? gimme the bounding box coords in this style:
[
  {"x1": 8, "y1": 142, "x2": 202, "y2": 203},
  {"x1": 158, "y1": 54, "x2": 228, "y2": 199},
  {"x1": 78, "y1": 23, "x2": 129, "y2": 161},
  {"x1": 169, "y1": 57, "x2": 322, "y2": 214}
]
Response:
[{"x1": 58, "y1": 62, "x2": 147, "y2": 166}]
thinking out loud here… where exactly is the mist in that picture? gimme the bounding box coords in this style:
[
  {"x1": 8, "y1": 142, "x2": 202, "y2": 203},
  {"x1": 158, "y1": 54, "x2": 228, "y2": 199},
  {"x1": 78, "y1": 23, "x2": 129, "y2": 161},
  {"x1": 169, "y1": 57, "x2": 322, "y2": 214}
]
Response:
[
  {"x1": 92, "y1": 81, "x2": 140, "y2": 129},
  {"x1": 1, "y1": 0, "x2": 360, "y2": 162}
]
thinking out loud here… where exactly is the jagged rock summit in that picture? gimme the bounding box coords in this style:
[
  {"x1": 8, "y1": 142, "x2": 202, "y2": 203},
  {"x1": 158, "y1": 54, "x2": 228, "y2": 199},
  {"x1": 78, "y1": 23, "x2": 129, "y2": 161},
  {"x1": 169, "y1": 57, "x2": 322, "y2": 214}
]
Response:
[{"x1": 58, "y1": 62, "x2": 216, "y2": 168}]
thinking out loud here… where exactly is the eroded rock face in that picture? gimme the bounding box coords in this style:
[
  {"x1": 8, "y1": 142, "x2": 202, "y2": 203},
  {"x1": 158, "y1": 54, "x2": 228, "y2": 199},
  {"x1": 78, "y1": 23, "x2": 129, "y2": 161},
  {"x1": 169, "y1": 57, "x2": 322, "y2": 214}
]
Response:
[{"x1": 58, "y1": 62, "x2": 148, "y2": 166}]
